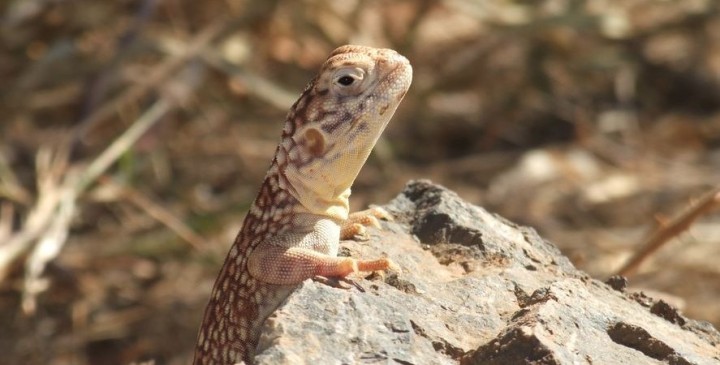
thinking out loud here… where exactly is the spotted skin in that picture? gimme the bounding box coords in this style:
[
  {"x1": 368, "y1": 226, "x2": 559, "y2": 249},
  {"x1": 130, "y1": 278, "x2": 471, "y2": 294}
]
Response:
[{"x1": 192, "y1": 45, "x2": 412, "y2": 364}]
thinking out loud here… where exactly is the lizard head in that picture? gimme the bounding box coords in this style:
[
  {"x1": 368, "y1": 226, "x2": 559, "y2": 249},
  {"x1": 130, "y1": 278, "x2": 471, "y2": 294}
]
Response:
[{"x1": 275, "y1": 45, "x2": 413, "y2": 220}]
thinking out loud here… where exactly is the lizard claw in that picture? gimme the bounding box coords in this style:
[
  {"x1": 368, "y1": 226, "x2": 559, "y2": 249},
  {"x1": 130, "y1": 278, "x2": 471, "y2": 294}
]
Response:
[
  {"x1": 347, "y1": 223, "x2": 370, "y2": 241},
  {"x1": 341, "y1": 206, "x2": 393, "y2": 240},
  {"x1": 367, "y1": 205, "x2": 393, "y2": 222},
  {"x1": 312, "y1": 275, "x2": 365, "y2": 292}
]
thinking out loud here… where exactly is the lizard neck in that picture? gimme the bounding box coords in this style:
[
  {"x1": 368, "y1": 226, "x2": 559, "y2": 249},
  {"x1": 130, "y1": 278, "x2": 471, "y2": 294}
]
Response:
[
  {"x1": 265, "y1": 159, "x2": 352, "y2": 222},
  {"x1": 289, "y1": 178, "x2": 351, "y2": 222}
]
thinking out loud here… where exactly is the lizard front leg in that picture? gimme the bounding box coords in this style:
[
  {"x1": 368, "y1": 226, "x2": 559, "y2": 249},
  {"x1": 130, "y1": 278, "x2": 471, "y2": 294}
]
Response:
[{"x1": 247, "y1": 244, "x2": 395, "y2": 285}]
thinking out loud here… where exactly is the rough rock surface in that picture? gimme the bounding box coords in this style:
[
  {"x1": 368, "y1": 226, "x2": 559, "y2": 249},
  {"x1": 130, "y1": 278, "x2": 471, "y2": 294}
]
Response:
[{"x1": 254, "y1": 180, "x2": 720, "y2": 365}]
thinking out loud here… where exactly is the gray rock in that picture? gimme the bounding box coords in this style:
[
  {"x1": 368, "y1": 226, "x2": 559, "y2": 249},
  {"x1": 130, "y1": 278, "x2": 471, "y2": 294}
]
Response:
[{"x1": 254, "y1": 180, "x2": 720, "y2": 365}]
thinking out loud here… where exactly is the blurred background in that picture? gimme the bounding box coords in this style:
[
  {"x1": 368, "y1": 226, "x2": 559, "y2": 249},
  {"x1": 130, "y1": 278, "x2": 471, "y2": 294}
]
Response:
[{"x1": 1, "y1": 0, "x2": 720, "y2": 364}]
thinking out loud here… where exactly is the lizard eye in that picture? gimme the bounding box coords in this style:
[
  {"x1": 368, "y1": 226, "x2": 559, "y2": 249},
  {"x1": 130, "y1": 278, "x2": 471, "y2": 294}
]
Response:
[
  {"x1": 331, "y1": 67, "x2": 366, "y2": 96},
  {"x1": 337, "y1": 75, "x2": 355, "y2": 86}
]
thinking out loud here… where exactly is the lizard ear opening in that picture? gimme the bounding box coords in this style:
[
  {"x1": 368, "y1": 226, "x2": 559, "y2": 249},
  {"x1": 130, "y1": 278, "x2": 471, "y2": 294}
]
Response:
[{"x1": 301, "y1": 127, "x2": 326, "y2": 157}]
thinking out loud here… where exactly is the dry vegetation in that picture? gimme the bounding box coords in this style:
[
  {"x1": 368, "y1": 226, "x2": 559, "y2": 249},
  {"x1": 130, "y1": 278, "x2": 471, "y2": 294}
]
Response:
[{"x1": 1, "y1": 0, "x2": 720, "y2": 364}]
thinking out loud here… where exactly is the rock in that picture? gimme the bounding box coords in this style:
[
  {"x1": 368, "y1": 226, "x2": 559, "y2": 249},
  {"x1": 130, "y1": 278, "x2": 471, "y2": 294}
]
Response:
[{"x1": 254, "y1": 180, "x2": 720, "y2": 365}]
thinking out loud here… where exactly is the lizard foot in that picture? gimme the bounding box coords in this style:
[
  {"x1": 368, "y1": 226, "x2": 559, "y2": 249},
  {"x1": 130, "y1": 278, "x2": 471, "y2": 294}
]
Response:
[
  {"x1": 341, "y1": 206, "x2": 393, "y2": 240},
  {"x1": 313, "y1": 256, "x2": 400, "y2": 287},
  {"x1": 312, "y1": 256, "x2": 400, "y2": 290}
]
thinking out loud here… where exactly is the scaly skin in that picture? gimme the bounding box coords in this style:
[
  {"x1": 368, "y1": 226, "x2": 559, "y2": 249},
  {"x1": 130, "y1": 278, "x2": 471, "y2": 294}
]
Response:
[{"x1": 193, "y1": 45, "x2": 412, "y2": 364}]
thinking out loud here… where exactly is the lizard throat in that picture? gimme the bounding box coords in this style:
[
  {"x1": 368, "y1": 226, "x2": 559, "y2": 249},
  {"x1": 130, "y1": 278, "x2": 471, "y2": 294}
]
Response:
[
  {"x1": 275, "y1": 156, "x2": 359, "y2": 222},
  {"x1": 274, "y1": 129, "x2": 379, "y2": 222},
  {"x1": 283, "y1": 168, "x2": 352, "y2": 221}
]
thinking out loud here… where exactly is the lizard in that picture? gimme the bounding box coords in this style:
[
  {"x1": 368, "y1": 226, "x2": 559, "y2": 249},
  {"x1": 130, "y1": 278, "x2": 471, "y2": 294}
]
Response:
[{"x1": 192, "y1": 45, "x2": 413, "y2": 364}]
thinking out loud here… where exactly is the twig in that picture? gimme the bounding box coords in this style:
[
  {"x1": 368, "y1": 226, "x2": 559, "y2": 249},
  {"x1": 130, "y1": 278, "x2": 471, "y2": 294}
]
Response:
[
  {"x1": 0, "y1": 152, "x2": 32, "y2": 204},
  {"x1": 10, "y1": 58, "x2": 210, "y2": 311},
  {"x1": 22, "y1": 180, "x2": 76, "y2": 314},
  {"x1": 100, "y1": 177, "x2": 206, "y2": 251},
  {"x1": 1, "y1": 12, "x2": 257, "y2": 312},
  {"x1": 0, "y1": 99, "x2": 172, "y2": 283},
  {"x1": 615, "y1": 187, "x2": 720, "y2": 277},
  {"x1": 70, "y1": 17, "x2": 229, "y2": 154},
  {"x1": 0, "y1": 202, "x2": 13, "y2": 241},
  {"x1": 0, "y1": 148, "x2": 69, "y2": 281},
  {"x1": 201, "y1": 51, "x2": 297, "y2": 110},
  {"x1": 73, "y1": 0, "x2": 160, "y2": 157},
  {"x1": 77, "y1": 100, "x2": 172, "y2": 193},
  {"x1": 12, "y1": 98, "x2": 174, "y2": 313}
]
